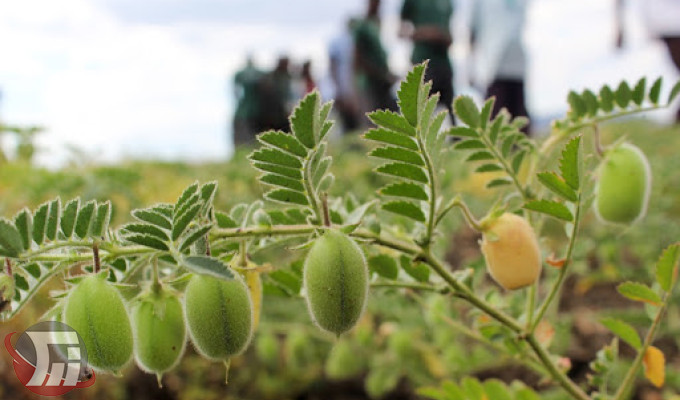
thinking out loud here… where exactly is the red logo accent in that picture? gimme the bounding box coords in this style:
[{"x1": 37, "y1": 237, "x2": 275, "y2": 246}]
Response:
[{"x1": 4, "y1": 332, "x2": 96, "y2": 396}]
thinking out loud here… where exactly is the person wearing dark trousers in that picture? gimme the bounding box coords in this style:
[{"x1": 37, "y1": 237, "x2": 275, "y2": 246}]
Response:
[{"x1": 399, "y1": 0, "x2": 455, "y2": 122}]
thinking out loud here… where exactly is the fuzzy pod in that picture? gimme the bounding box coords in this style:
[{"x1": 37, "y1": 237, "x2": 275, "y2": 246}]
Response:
[
  {"x1": 131, "y1": 287, "x2": 186, "y2": 378},
  {"x1": 481, "y1": 213, "x2": 542, "y2": 290},
  {"x1": 184, "y1": 274, "x2": 253, "y2": 361},
  {"x1": 63, "y1": 274, "x2": 133, "y2": 372},
  {"x1": 303, "y1": 230, "x2": 369, "y2": 336},
  {"x1": 595, "y1": 142, "x2": 651, "y2": 224}
]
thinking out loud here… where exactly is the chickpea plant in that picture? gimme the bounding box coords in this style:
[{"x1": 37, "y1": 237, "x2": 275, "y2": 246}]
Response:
[{"x1": 1, "y1": 63, "x2": 680, "y2": 399}]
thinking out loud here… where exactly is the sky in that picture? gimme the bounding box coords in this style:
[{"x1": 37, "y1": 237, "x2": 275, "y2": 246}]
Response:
[{"x1": 0, "y1": 0, "x2": 677, "y2": 167}]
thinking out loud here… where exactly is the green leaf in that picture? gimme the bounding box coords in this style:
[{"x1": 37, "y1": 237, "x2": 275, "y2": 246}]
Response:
[
  {"x1": 382, "y1": 201, "x2": 426, "y2": 222},
  {"x1": 582, "y1": 89, "x2": 599, "y2": 116},
  {"x1": 265, "y1": 189, "x2": 310, "y2": 206},
  {"x1": 132, "y1": 208, "x2": 172, "y2": 230},
  {"x1": 600, "y1": 317, "x2": 641, "y2": 350},
  {"x1": 291, "y1": 91, "x2": 318, "y2": 148},
  {"x1": 560, "y1": 136, "x2": 581, "y2": 190},
  {"x1": 199, "y1": 181, "x2": 218, "y2": 210},
  {"x1": 479, "y1": 97, "x2": 495, "y2": 129},
  {"x1": 599, "y1": 85, "x2": 615, "y2": 112},
  {"x1": 615, "y1": 81, "x2": 632, "y2": 108},
  {"x1": 32, "y1": 203, "x2": 48, "y2": 246},
  {"x1": 656, "y1": 243, "x2": 680, "y2": 292},
  {"x1": 363, "y1": 128, "x2": 418, "y2": 150},
  {"x1": 317, "y1": 174, "x2": 334, "y2": 192},
  {"x1": 369, "y1": 255, "x2": 399, "y2": 279},
  {"x1": 61, "y1": 198, "x2": 79, "y2": 239},
  {"x1": 375, "y1": 162, "x2": 428, "y2": 183},
  {"x1": 380, "y1": 182, "x2": 428, "y2": 201},
  {"x1": 524, "y1": 200, "x2": 574, "y2": 221},
  {"x1": 488, "y1": 116, "x2": 503, "y2": 143},
  {"x1": 475, "y1": 163, "x2": 503, "y2": 173},
  {"x1": 252, "y1": 161, "x2": 302, "y2": 180},
  {"x1": 175, "y1": 182, "x2": 199, "y2": 213},
  {"x1": 466, "y1": 151, "x2": 495, "y2": 162},
  {"x1": 649, "y1": 77, "x2": 662, "y2": 104},
  {"x1": 312, "y1": 157, "x2": 332, "y2": 188},
  {"x1": 397, "y1": 62, "x2": 425, "y2": 126},
  {"x1": 537, "y1": 172, "x2": 578, "y2": 202},
  {"x1": 483, "y1": 379, "x2": 512, "y2": 400},
  {"x1": 183, "y1": 256, "x2": 235, "y2": 280},
  {"x1": 617, "y1": 282, "x2": 662, "y2": 306},
  {"x1": 515, "y1": 388, "x2": 541, "y2": 400},
  {"x1": 368, "y1": 110, "x2": 416, "y2": 136},
  {"x1": 125, "y1": 234, "x2": 169, "y2": 250},
  {"x1": 257, "y1": 130, "x2": 307, "y2": 157},
  {"x1": 215, "y1": 211, "x2": 238, "y2": 228},
  {"x1": 259, "y1": 173, "x2": 305, "y2": 192},
  {"x1": 14, "y1": 209, "x2": 32, "y2": 251},
  {"x1": 400, "y1": 255, "x2": 430, "y2": 282},
  {"x1": 567, "y1": 91, "x2": 586, "y2": 118},
  {"x1": 250, "y1": 147, "x2": 302, "y2": 169},
  {"x1": 512, "y1": 151, "x2": 527, "y2": 173},
  {"x1": 486, "y1": 178, "x2": 512, "y2": 189},
  {"x1": 179, "y1": 225, "x2": 213, "y2": 253},
  {"x1": 669, "y1": 80, "x2": 680, "y2": 104},
  {"x1": 74, "y1": 200, "x2": 96, "y2": 239},
  {"x1": 172, "y1": 203, "x2": 201, "y2": 241},
  {"x1": 448, "y1": 126, "x2": 479, "y2": 138},
  {"x1": 0, "y1": 218, "x2": 23, "y2": 257},
  {"x1": 370, "y1": 146, "x2": 424, "y2": 166},
  {"x1": 122, "y1": 223, "x2": 170, "y2": 241},
  {"x1": 461, "y1": 376, "x2": 485, "y2": 400},
  {"x1": 89, "y1": 201, "x2": 111, "y2": 238},
  {"x1": 454, "y1": 139, "x2": 486, "y2": 150},
  {"x1": 46, "y1": 199, "x2": 60, "y2": 242},
  {"x1": 267, "y1": 269, "x2": 302, "y2": 295},
  {"x1": 454, "y1": 95, "x2": 480, "y2": 128},
  {"x1": 632, "y1": 77, "x2": 646, "y2": 105}
]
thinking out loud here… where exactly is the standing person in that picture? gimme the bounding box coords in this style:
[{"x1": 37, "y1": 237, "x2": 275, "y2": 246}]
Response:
[
  {"x1": 616, "y1": 0, "x2": 680, "y2": 122},
  {"x1": 354, "y1": 0, "x2": 398, "y2": 114},
  {"x1": 232, "y1": 56, "x2": 263, "y2": 146},
  {"x1": 329, "y1": 18, "x2": 361, "y2": 133},
  {"x1": 470, "y1": 0, "x2": 530, "y2": 133},
  {"x1": 259, "y1": 56, "x2": 293, "y2": 133},
  {"x1": 300, "y1": 60, "x2": 316, "y2": 95},
  {"x1": 399, "y1": 0, "x2": 454, "y2": 120}
]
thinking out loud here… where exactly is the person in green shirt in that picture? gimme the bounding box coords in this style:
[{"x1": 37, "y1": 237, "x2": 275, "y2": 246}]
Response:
[
  {"x1": 399, "y1": 0, "x2": 454, "y2": 119},
  {"x1": 232, "y1": 56, "x2": 263, "y2": 146}
]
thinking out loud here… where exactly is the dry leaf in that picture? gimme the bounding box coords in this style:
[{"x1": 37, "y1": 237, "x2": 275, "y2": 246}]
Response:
[
  {"x1": 643, "y1": 345, "x2": 665, "y2": 388},
  {"x1": 546, "y1": 253, "x2": 566, "y2": 268}
]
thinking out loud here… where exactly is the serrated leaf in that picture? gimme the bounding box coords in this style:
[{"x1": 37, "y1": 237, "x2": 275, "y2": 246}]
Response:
[
  {"x1": 448, "y1": 126, "x2": 478, "y2": 138},
  {"x1": 669, "y1": 80, "x2": 680, "y2": 104},
  {"x1": 265, "y1": 189, "x2": 309, "y2": 206},
  {"x1": 172, "y1": 203, "x2": 201, "y2": 241},
  {"x1": 180, "y1": 225, "x2": 213, "y2": 252},
  {"x1": 257, "y1": 130, "x2": 307, "y2": 157},
  {"x1": 74, "y1": 201, "x2": 95, "y2": 239},
  {"x1": 252, "y1": 161, "x2": 302, "y2": 179},
  {"x1": 398, "y1": 62, "x2": 425, "y2": 126},
  {"x1": 601, "y1": 317, "x2": 641, "y2": 350},
  {"x1": 259, "y1": 173, "x2": 305, "y2": 192},
  {"x1": 369, "y1": 255, "x2": 399, "y2": 280},
  {"x1": 524, "y1": 200, "x2": 573, "y2": 221},
  {"x1": 483, "y1": 379, "x2": 512, "y2": 400},
  {"x1": 643, "y1": 345, "x2": 665, "y2": 388},
  {"x1": 267, "y1": 269, "x2": 302, "y2": 295},
  {"x1": 382, "y1": 201, "x2": 426, "y2": 222},
  {"x1": 567, "y1": 91, "x2": 586, "y2": 118},
  {"x1": 370, "y1": 146, "x2": 424, "y2": 166},
  {"x1": 215, "y1": 211, "x2": 237, "y2": 228},
  {"x1": 461, "y1": 376, "x2": 485, "y2": 400},
  {"x1": 537, "y1": 172, "x2": 578, "y2": 202},
  {"x1": 250, "y1": 147, "x2": 302, "y2": 169},
  {"x1": 467, "y1": 151, "x2": 495, "y2": 162},
  {"x1": 376, "y1": 162, "x2": 428, "y2": 183},
  {"x1": 454, "y1": 139, "x2": 486, "y2": 150},
  {"x1": 560, "y1": 136, "x2": 581, "y2": 190},
  {"x1": 617, "y1": 282, "x2": 662, "y2": 306},
  {"x1": 46, "y1": 199, "x2": 60, "y2": 242},
  {"x1": 632, "y1": 77, "x2": 646, "y2": 105},
  {"x1": 656, "y1": 243, "x2": 679, "y2": 292},
  {"x1": 199, "y1": 181, "x2": 218, "y2": 209},
  {"x1": 649, "y1": 77, "x2": 662, "y2": 104},
  {"x1": 380, "y1": 182, "x2": 428, "y2": 201},
  {"x1": 122, "y1": 223, "x2": 170, "y2": 241},
  {"x1": 14, "y1": 209, "x2": 32, "y2": 251},
  {"x1": 89, "y1": 201, "x2": 111, "y2": 238},
  {"x1": 615, "y1": 81, "x2": 632, "y2": 108},
  {"x1": 61, "y1": 198, "x2": 79, "y2": 239},
  {"x1": 183, "y1": 256, "x2": 235, "y2": 280},
  {"x1": 475, "y1": 163, "x2": 503, "y2": 173},
  {"x1": 599, "y1": 85, "x2": 615, "y2": 112},
  {"x1": 132, "y1": 208, "x2": 172, "y2": 230},
  {"x1": 486, "y1": 178, "x2": 512, "y2": 189},
  {"x1": 317, "y1": 174, "x2": 334, "y2": 192},
  {"x1": 512, "y1": 151, "x2": 526, "y2": 173},
  {"x1": 582, "y1": 89, "x2": 599, "y2": 116},
  {"x1": 454, "y1": 95, "x2": 480, "y2": 128},
  {"x1": 176, "y1": 182, "x2": 199, "y2": 212},
  {"x1": 153, "y1": 204, "x2": 174, "y2": 218},
  {"x1": 125, "y1": 234, "x2": 169, "y2": 251},
  {"x1": 479, "y1": 97, "x2": 495, "y2": 129},
  {"x1": 290, "y1": 91, "x2": 318, "y2": 148},
  {"x1": 368, "y1": 110, "x2": 416, "y2": 136},
  {"x1": 32, "y1": 203, "x2": 48, "y2": 246},
  {"x1": 400, "y1": 255, "x2": 430, "y2": 282},
  {"x1": 489, "y1": 116, "x2": 503, "y2": 143},
  {"x1": 364, "y1": 128, "x2": 418, "y2": 150},
  {"x1": 0, "y1": 219, "x2": 23, "y2": 257}
]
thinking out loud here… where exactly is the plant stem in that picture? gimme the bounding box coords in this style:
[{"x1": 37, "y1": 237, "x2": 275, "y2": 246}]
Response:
[
  {"x1": 530, "y1": 193, "x2": 582, "y2": 332},
  {"x1": 303, "y1": 151, "x2": 322, "y2": 225},
  {"x1": 92, "y1": 243, "x2": 101, "y2": 273},
  {"x1": 613, "y1": 292, "x2": 670, "y2": 400},
  {"x1": 478, "y1": 127, "x2": 531, "y2": 201},
  {"x1": 212, "y1": 224, "x2": 320, "y2": 240},
  {"x1": 370, "y1": 281, "x2": 446, "y2": 293},
  {"x1": 436, "y1": 197, "x2": 483, "y2": 230},
  {"x1": 417, "y1": 136, "x2": 438, "y2": 245},
  {"x1": 321, "y1": 192, "x2": 331, "y2": 227}
]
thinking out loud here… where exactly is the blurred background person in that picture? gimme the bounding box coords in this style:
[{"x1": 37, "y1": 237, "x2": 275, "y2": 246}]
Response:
[
  {"x1": 329, "y1": 18, "x2": 361, "y2": 134},
  {"x1": 354, "y1": 0, "x2": 398, "y2": 116},
  {"x1": 470, "y1": 0, "x2": 530, "y2": 133},
  {"x1": 616, "y1": 0, "x2": 680, "y2": 123},
  {"x1": 232, "y1": 56, "x2": 263, "y2": 146},
  {"x1": 300, "y1": 60, "x2": 316, "y2": 95},
  {"x1": 259, "y1": 55, "x2": 293, "y2": 132},
  {"x1": 399, "y1": 0, "x2": 454, "y2": 120}
]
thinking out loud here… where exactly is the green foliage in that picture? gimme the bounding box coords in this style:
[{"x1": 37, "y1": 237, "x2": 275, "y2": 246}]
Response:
[{"x1": 418, "y1": 377, "x2": 540, "y2": 400}]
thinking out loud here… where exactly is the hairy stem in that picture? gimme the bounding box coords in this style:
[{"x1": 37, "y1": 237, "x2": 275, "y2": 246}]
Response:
[{"x1": 370, "y1": 281, "x2": 447, "y2": 293}]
